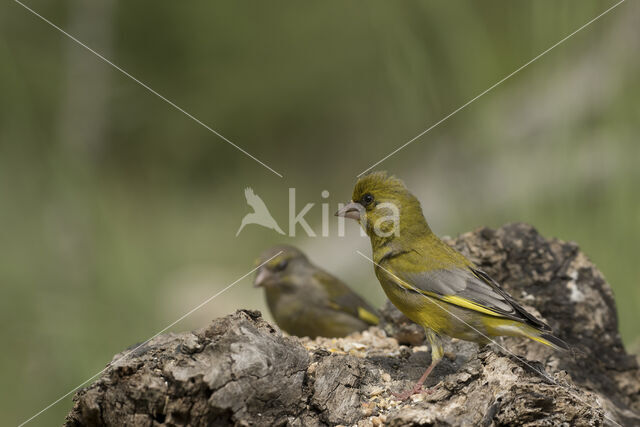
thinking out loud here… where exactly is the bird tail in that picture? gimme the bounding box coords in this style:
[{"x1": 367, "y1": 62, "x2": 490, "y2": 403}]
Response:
[{"x1": 525, "y1": 330, "x2": 570, "y2": 352}]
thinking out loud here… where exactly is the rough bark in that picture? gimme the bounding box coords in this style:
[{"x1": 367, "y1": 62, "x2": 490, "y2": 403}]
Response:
[{"x1": 66, "y1": 223, "x2": 640, "y2": 426}]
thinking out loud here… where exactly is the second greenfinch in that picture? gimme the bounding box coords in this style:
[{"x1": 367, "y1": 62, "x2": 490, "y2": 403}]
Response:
[
  {"x1": 254, "y1": 245, "x2": 379, "y2": 339},
  {"x1": 336, "y1": 171, "x2": 568, "y2": 399}
]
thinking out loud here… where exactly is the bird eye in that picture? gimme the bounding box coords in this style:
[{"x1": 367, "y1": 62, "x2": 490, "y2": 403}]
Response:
[
  {"x1": 362, "y1": 193, "x2": 374, "y2": 206},
  {"x1": 274, "y1": 259, "x2": 288, "y2": 271}
]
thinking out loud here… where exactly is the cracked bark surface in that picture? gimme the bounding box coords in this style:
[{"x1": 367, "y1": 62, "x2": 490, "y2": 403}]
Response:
[{"x1": 65, "y1": 223, "x2": 640, "y2": 426}]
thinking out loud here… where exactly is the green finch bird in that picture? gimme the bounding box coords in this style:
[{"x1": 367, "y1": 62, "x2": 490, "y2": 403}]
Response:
[
  {"x1": 254, "y1": 245, "x2": 379, "y2": 339},
  {"x1": 336, "y1": 171, "x2": 568, "y2": 399}
]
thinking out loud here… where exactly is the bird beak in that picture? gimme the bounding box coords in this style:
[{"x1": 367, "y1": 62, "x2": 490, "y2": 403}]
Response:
[
  {"x1": 254, "y1": 268, "x2": 270, "y2": 288},
  {"x1": 335, "y1": 201, "x2": 363, "y2": 220}
]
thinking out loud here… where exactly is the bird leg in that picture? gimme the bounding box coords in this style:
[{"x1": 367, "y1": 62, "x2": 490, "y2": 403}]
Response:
[
  {"x1": 392, "y1": 360, "x2": 439, "y2": 400},
  {"x1": 392, "y1": 329, "x2": 443, "y2": 400}
]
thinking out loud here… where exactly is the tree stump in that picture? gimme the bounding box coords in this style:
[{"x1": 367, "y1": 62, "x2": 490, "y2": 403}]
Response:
[{"x1": 65, "y1": 223, "x2": 640, "y2": 426}]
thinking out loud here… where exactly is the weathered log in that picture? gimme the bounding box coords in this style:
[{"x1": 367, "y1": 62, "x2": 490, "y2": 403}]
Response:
[{"x1": 65, "y1": 223, "x2": 640, "y2": 426}]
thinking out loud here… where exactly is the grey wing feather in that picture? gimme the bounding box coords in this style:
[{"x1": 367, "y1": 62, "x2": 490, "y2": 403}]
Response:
[
  {"x1": 471, "y1": 268, "x2": 550, "y2": 331},
  {"x1": 399, "y1": 267, "x2": 549, "y2": 331},
  {"x1": 312, "y1": 270, "x2": 379, "y2": 325},
  {"x1": 330, "y1": 291, "x2": 378, "y2": 323}
]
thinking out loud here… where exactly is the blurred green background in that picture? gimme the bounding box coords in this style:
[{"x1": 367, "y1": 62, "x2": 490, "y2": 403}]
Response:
[{"x1": 1, "y1": 0, "x2": 638, "y2": 424}]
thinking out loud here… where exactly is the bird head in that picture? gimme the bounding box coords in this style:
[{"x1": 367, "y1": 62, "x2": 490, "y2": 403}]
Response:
[
  {"x1": 335, "y1": 171, "x2": 430, "y2": 246},
  {"x1": 253, "y1": 245, "x2": 309, "y2": 290}
]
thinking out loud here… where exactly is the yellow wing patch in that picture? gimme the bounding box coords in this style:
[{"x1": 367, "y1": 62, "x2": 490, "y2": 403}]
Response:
[
  {"x1": 386, "y1": 272, "x2": 507, "y2": 318},
  {"x1": 439, "y1": 295, "x2": 506, "y2": 317},
  {"x1": 357, "y1": 307, "x2": 379, "y2": 325}
]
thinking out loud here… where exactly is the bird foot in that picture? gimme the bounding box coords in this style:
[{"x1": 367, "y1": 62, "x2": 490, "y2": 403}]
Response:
[{"x1": 392, "y1": 384, "x2": 433, "y2": 401}]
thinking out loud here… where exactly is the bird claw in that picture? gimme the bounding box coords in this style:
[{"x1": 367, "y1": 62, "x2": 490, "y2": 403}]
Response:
[{"x1": 392, "y1": 385, "x2": 433, "y2": 401}]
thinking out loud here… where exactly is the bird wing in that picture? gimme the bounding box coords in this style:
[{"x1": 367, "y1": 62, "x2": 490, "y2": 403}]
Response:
[
  {"x1": 312, "y1": 270, "x2": 379, "y2": 326},
  {"x1": 244, "y1": 187, "x2": 269, "y2": 213},
  {"x1": 386, "y1": 265, "x2": 550, "y2": 331}
]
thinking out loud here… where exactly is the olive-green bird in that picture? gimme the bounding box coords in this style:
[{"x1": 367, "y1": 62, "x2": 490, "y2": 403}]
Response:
[
  {"x1": 254, "y1": 245, "x2": 379, "y2": 339},
  {"x1": 336, "y1": 171, "x2": 568, "y2": 399}
]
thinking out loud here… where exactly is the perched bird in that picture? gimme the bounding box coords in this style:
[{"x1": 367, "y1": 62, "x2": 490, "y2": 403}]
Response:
[
  {"x1": 254, "y1": 245, "x2": 379, "y2": 338},
  {"x1": 336, "y1": 171, "x2": 568, "y2": 399},
  {"x1": 236, "y1": 187, "x2": 285, "y2": 236}
]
